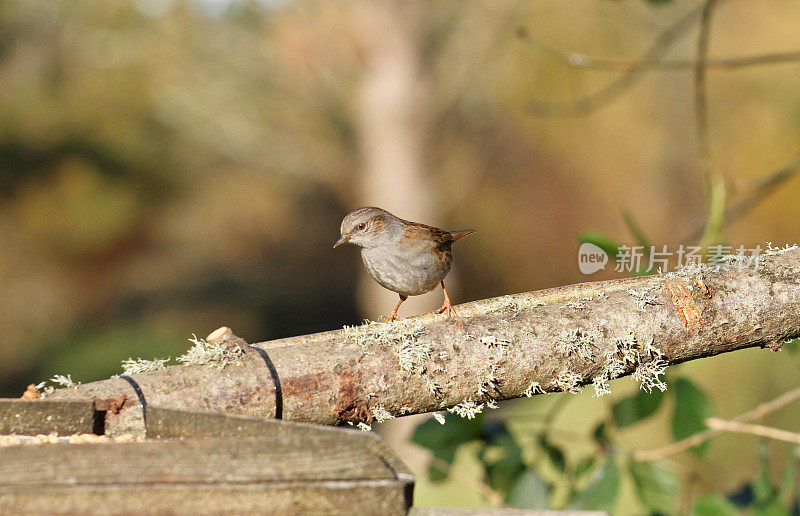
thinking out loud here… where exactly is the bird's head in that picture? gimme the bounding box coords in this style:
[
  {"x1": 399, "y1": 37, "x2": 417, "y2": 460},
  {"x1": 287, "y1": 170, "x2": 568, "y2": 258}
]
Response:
[{"x1": 334, "y1": 207, "x2": 392, "y2": 249}]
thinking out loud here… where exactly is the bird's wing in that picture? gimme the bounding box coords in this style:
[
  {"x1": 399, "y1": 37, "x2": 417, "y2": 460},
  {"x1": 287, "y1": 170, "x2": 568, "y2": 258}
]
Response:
[
  {"x1": 401, "y1": 219, "x2": 476, "y2": 247},
  {"x1": 397, "y1": 220, "x2": 447, "y2": 249}
]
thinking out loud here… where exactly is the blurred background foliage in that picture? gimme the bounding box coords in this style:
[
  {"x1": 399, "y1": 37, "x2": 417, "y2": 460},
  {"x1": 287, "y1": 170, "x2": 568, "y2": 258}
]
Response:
[{"x1": 1, "y1": 0, "x2": 799, "y2": 512}]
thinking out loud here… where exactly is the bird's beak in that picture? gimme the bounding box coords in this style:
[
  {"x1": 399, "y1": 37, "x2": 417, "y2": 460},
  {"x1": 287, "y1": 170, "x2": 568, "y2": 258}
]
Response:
[{"x1": 333, "y1": 234, "x2": 350, "y2": 248}]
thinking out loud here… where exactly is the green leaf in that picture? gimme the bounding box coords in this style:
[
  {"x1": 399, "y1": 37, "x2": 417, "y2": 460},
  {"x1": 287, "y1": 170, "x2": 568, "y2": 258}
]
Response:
[
  {"x1": 577, "y1": 231, "x2": 620, "y2": 259},
  {"x1": 752, "y1": 442, "x2": 784, "y2": 515},
  {"x1": 481, "y1": 433, "x2": 526, "y2": 494},
  {"x1": 411, "y1": 412, "x2": 483, "y2": 451},
  {"x1": 428, "y1": 467, "x2": 448, "y2": 482},
  {"x1": 753, "y1": 469, "x2": 775, "y2": 503},
  {"x1": 690, "y1": 495, "x2": 739, "y2": 516},
  {"x1": 629, "y1": 460, "x2": 678, "y2": 513},
  {"x1": 671, "y1": 378, "x2": 713, "y2": 456},
  {"x1": 568, "y1": 460, "x2": 620, "y2": 512},
  {"x1": 779, "y1": 445, "x2": 798, "y2": 503},
  {"x1": 427, "y1": 446, "x2": 457, "y2": 482},
  {"x1": 612, "y1": 388, "x2": 665, "y2": 427},
  {"x1": 573, "y1": 456, "x2": 597, "y2": 480},
  {"x1": 412, "y1": 413, "x2": 483, "y2": 482},
  {"x1": 592, "y1": 421, "x2": 612, "y2": 447},
  {"x1": 507, "y1": 470, "x2": 550, "y2": 509},
  {"x1": 538, "y1": 435, "x2": 566, "y2": 473},
  {"x1": 751, "y1": 500, "x2": 787, "y2": 516}
]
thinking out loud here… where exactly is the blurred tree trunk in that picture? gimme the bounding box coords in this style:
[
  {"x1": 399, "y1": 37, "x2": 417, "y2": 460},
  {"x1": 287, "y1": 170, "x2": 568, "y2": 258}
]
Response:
[
  {"x1": 351, "y1": 0, "x2": 440, "y2": 473},
  {"x1": 353, "y1": 0, "x2": 439, "y2": 319}
]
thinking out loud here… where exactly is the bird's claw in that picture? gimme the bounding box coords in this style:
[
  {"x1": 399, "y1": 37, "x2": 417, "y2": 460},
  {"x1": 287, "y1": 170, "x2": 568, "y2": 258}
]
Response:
[
  {"x1": 380, "y1": 312, "x2": 401, "y2": 322},
  {"x1": 437, "y1": 281, "x2": 457, "y2": 317},
  {"x1": 437, "y1": 301, "x2": 457, "y2": 318}
]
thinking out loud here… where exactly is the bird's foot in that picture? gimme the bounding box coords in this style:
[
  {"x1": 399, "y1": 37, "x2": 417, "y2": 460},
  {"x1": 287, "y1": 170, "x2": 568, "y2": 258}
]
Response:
[
  {"x1": 382, "y1": 295, "x2": 407, "y2": 323},
  {"x1": 381, "y1": 307, "x2": 403, "y2": 322},
  {"x1": 436, "y1": 299, "x2": 457, "y2": 317},
  {"x1": 437, "y1": 281, "x2": 457, "y2": 317}
]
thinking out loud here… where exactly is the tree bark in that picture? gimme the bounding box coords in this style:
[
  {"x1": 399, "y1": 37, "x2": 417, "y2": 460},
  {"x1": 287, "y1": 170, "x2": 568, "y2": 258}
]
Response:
[{"x1": 50, "y1": 249, "x2": 800, "y2": 436}]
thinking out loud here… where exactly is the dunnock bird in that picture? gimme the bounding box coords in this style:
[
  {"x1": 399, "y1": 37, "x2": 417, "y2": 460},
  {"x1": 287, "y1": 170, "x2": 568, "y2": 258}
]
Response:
[{"x1": 334, "y1": 207, "x2": 474, "y2": 321}]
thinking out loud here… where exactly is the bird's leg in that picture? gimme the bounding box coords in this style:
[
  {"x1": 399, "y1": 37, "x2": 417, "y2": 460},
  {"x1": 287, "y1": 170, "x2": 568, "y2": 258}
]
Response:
[
  {"x1": 436, "y1": 281, "x2": 457, "y2": 317},
  {"x1": 388, "y1": 294, "x2": 407, "y2": 322}
]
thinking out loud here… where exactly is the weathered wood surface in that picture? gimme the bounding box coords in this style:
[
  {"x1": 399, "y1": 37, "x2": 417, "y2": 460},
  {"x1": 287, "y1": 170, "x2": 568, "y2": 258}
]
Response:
[
  {"x1": 0, "y1": 406, "x2": 413, "y2": 515},
  {"x1": 0, "y1": 399, "x2": 96, "y2": 435},
  {"x1": 48, "y1": 250, "x2": 800, "y2": 436},
  {"x1": 147, "y1": 405, "x2": 353, "y2": 439},
  {"x1": 0, "y1": 437, "x2": 394, "y2": 485},
  {"x1": 0, "y1": 482, "x2": 408, "y2": 515},
  {"x1": 0, "y1": 403, "x2": 616, "y2": 514},
  {"x1": 147, "y1": 407, "x2": 414, "y2": 483}
]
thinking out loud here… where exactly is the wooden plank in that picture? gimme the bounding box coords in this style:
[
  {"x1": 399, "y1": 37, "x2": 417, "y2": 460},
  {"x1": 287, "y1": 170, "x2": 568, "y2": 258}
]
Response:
[
  {"x1": 147, "y1": 406, "x2": 415, "y2": 481},
  {"x1": 0, "y1": 482, "x2": 408, "y2": 515},
  {"x1": 0, "y1": 436, "x2": 393, "y2": 486},
  {"x1": 0, "y1": 399, "x2": 96, "y2": 435},
  {"x1": 1, "y1": 405, "x2": 414, "y2": 513},
  {"x1": 361, "y1": 431, "x2": 415, "y2": 482},
  {"x1": 147, "y1": 405, "x2": 355, "y2": 439}
]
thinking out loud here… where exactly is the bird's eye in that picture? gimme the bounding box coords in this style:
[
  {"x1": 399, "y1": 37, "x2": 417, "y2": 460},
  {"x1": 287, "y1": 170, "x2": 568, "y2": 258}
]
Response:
[{"x1": 357, "y1": 223, "x2": 366, "y2": 231}]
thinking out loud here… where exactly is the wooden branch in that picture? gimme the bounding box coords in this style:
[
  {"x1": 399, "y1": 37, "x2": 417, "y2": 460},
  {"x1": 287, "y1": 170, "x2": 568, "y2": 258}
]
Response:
[
  {"x1": 519, "y1": 30, "x2": 800, "y2": 72},
  {"x1": 705, "y1": 418, "x2": 800, "y2": 444},
  {"x1": 634, "y1": 385, "x2": 800, "y2": 461},
  {"x1": 48, "y1": 248, "x2": 800, "y2": 436}
]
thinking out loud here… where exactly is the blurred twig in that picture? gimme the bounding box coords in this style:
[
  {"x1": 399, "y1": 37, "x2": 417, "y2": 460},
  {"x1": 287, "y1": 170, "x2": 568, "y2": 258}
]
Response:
[
  {"x1": 722, "y1": 156, "x2": 800, "y2": 226},
  {"x1": 695, "y1": 0, "x2": 726, "y2": 248},
  {"x1": 519, "y1": 31, "x2": 800, "y2": 72},
  {"x1": 524, "y1": 2, "x2": 727, "y2": 117},
  {"x1": 433, "y1": 0, "x2": 527, "y2": 118},
  {"x1": 428, "y1": 0, "x2": 528, "y2": 213},
  {"x1": 684, "y1": 154, "x2": 800, "y2": 242},
  {"x1": 705, "y1": 418, "x2": 800, "y2": 444},
  {"x1": 519, "y1": 0, "x2": 798, "y2": 244},
  {"x1": 635, "y1": 385, "x2": 800, "y2": 461},
  {"x1": 622, "y1": 208, "x2": 651, "y2": 253}
]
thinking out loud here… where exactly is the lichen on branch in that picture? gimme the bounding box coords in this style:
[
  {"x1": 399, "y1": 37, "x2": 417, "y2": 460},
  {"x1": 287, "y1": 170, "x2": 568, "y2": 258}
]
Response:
[{"x1": 48, "y1": 247, "x2": 800, "y2": 435}]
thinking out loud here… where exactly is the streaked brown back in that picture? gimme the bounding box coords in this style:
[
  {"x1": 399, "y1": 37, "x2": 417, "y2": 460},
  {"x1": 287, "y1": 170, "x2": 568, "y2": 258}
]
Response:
[{"x1": 400, "y1": 219, "x2": 475, "y2": 249}]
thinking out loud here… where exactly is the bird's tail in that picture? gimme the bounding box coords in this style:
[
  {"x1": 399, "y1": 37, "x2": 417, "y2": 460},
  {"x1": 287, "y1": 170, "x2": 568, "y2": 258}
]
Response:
[{"x1": 449, "y1": 229, "x2": 476, "y2": 242}]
